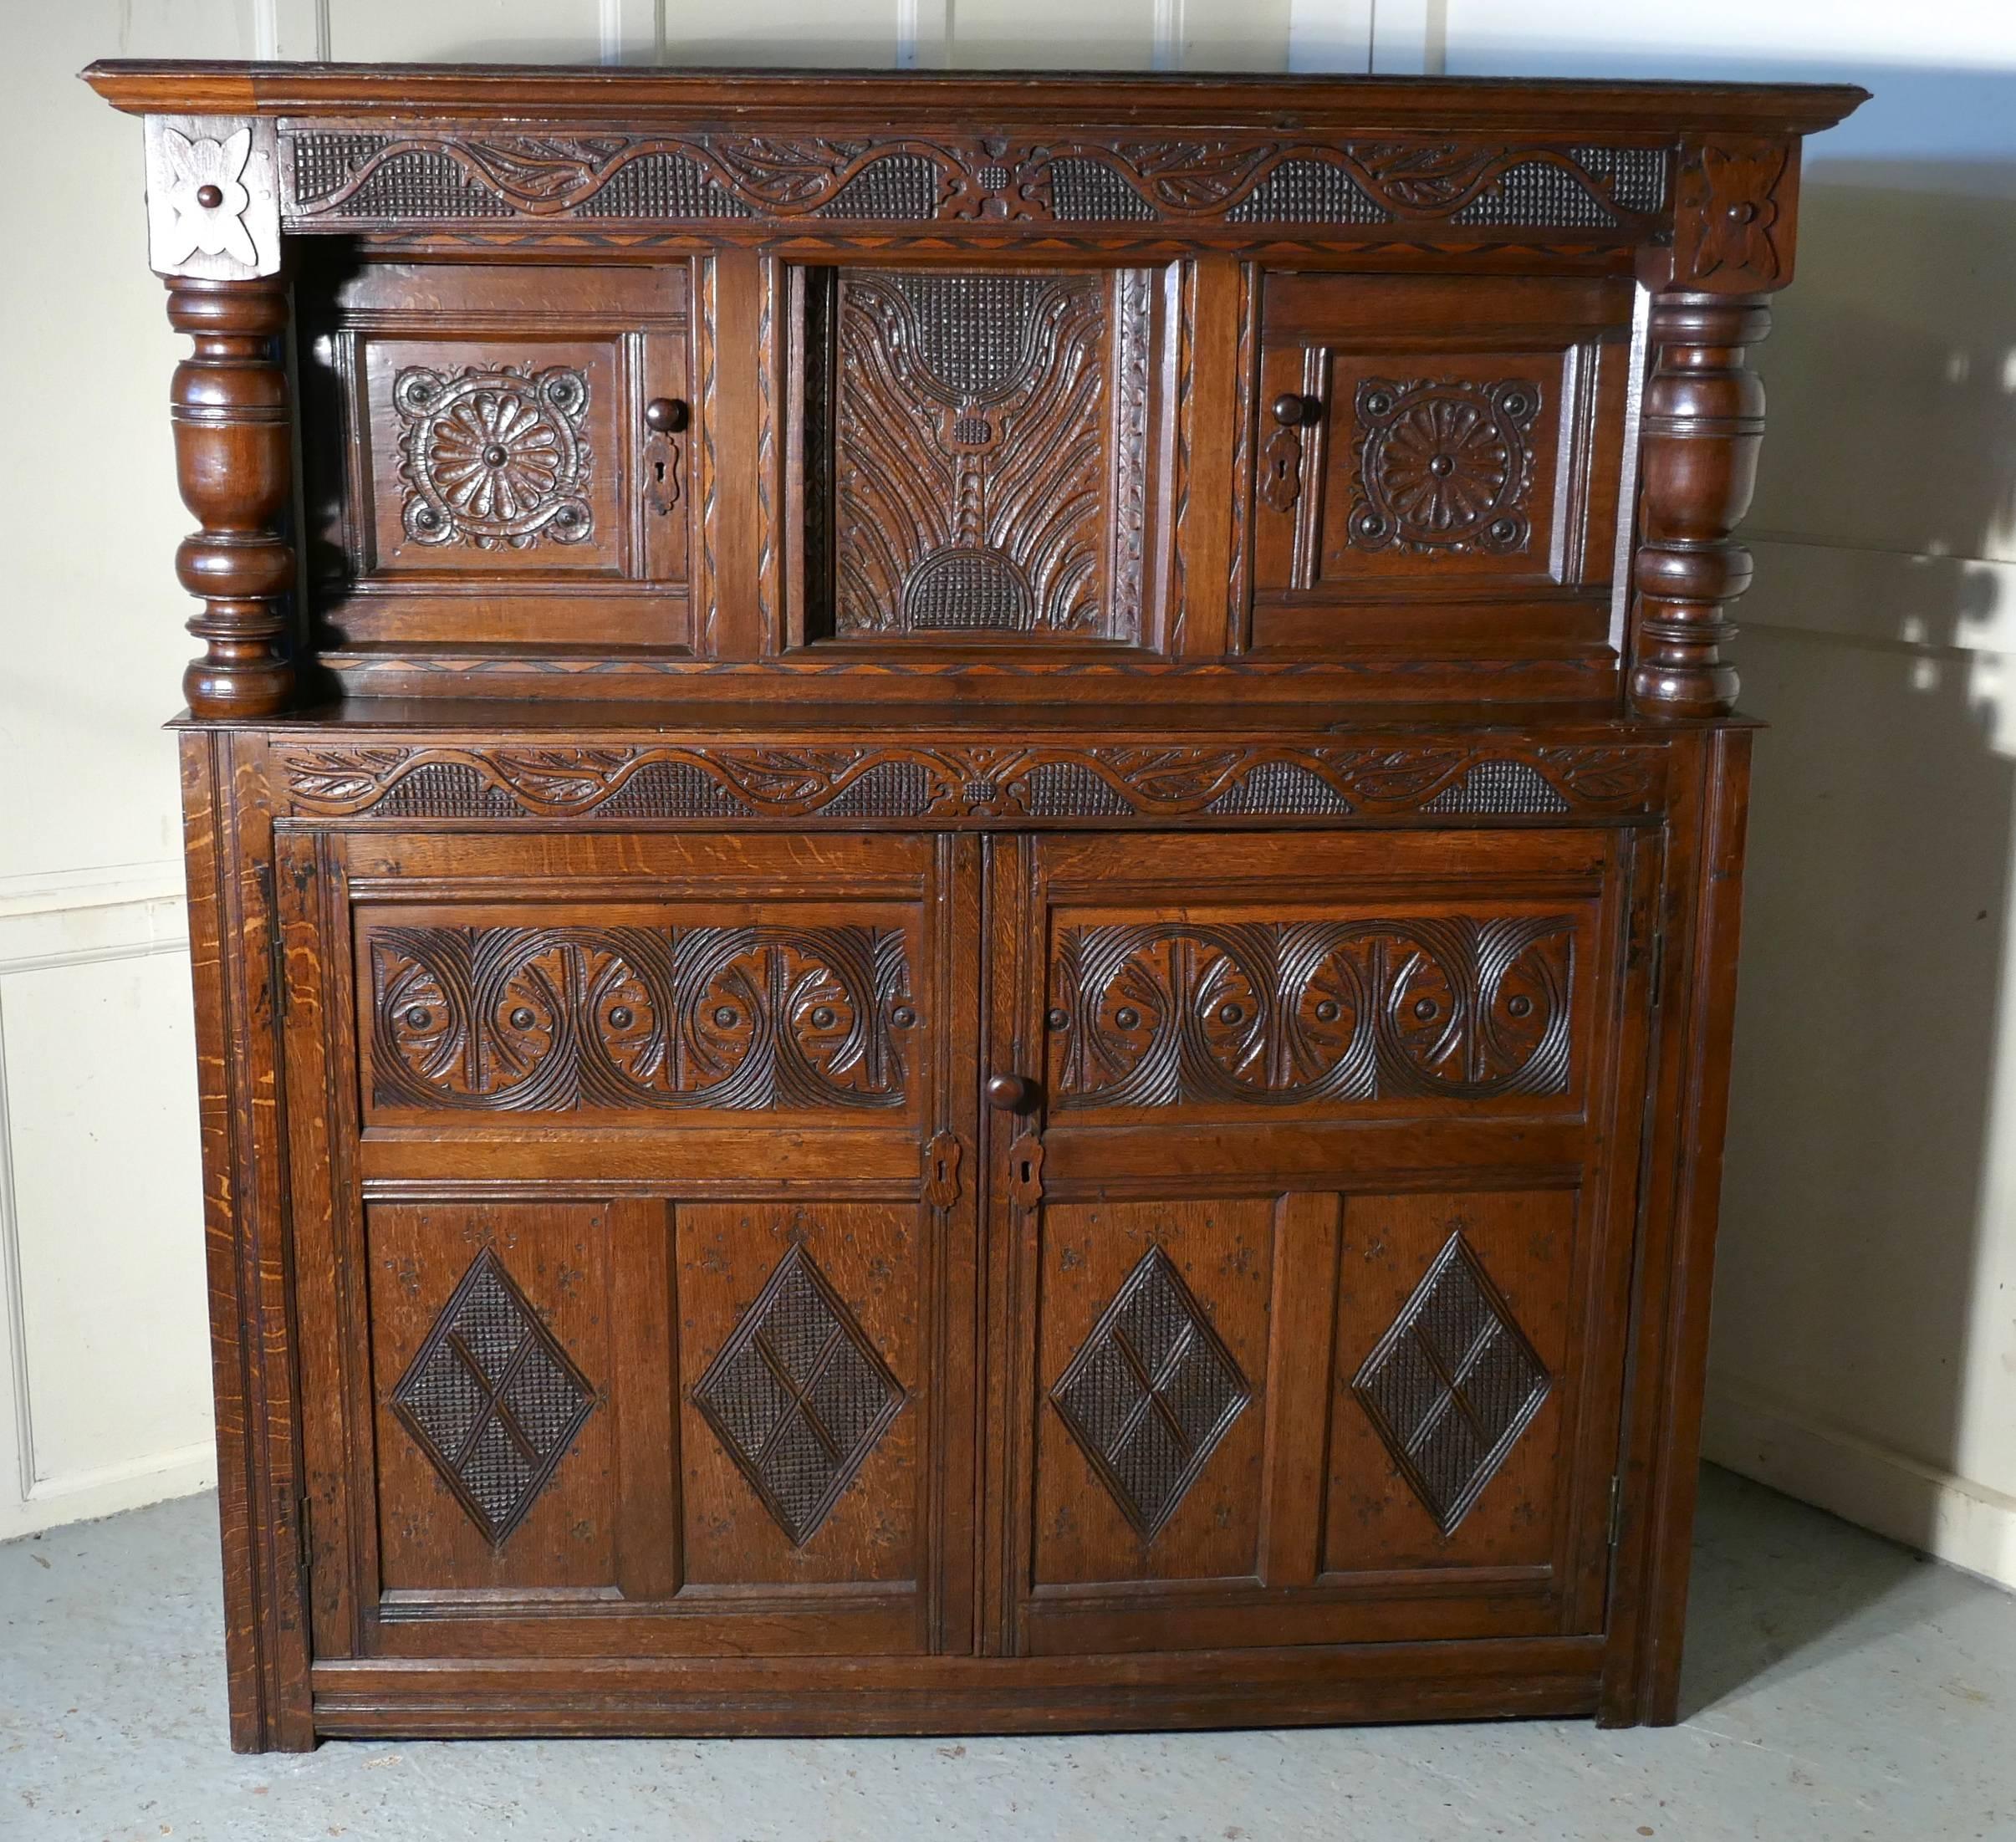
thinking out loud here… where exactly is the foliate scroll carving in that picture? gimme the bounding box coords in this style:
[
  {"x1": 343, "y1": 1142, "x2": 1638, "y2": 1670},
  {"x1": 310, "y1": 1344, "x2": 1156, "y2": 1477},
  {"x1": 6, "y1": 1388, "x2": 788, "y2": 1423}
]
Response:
[
  {"x1": 1674, "y1": 139, "x2": 1794, "y2": 293},
  {"x1": 393, "y1": 365, "x2": 593, "y2": 549},
  {"x1": 1352, "y1": 1229, "x2": 1552, "y2": 1533},
  {"x1": 390, "y1": 1246, "x2": 600, "y2": 1549},
  {"x1": 1049, "y1": 916, "x2": 1574, "y2": 1110},
  {"x1": 826, "y1": 270, "x2": 1147, "y2": 638},
  {"x1": 279, "y1": 742, "x2": 1662, "y2": 824},
  {"x1": 692, "y1": 1243, "x2": 906, "y2": 1547},
  {"x1": 368, "y1": 925, "x2": 914, "y2": 1114},
  {"x1": 1350, "y1": 379, "x2": 1539, "y2": 554},
  {"x1": 1050, "y1": 1246, "x2": 1250, "y2": 1541},
  {"x1": 281, "y1": 130, "x2": 1667, "y2": 239},
  {"x1": 146, "y1": 116, "x2": 280, "y2": 279}
]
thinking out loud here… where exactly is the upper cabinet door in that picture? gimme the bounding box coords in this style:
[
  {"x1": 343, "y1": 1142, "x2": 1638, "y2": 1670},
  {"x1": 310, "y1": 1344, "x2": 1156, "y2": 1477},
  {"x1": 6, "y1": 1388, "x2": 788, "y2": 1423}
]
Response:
[
  {"x1": 985, "y1": 828, "x2": 1656, "y2": 1660},
  {"x1": 303, "y1": 262, "x2": 692, "y2": 652},
  {"x1": 1247, "y1": 274, "x2": 1636, "y2": 665},
  {"x1": 788, "y1": 265, "x2": 1167, "y2": 651}
]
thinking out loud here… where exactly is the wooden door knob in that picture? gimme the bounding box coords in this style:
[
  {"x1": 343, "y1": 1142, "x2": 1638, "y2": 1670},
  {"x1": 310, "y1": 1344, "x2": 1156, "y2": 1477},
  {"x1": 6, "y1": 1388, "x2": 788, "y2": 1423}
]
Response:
[
  {"x1": 986, "y1": 1073, "x2": 1038, "y2": 1113},
  {"x1": 644, "y1": 396, "x2": 689, "y2": 433},
  {"x1": 1272, "y1": 392, "x2": 1320, "y2": 427}
]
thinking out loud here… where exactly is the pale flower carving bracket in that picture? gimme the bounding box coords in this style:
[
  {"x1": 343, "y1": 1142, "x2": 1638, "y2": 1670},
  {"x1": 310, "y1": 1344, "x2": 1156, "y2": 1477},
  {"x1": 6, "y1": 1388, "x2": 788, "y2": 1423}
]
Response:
[{"x1": 144, "y1": 115, "x2": 281, "y2": 279}]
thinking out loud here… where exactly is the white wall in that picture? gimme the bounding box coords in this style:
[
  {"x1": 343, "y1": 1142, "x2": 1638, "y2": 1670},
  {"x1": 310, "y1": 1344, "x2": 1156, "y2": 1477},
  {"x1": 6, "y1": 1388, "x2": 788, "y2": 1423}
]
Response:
[
  {"x1": 1427, "y1": 0, "x2": 2016, "y2": 1589},
  {"x1": 9, "y1": 0, "x2": 2016, "y2": 1594}
]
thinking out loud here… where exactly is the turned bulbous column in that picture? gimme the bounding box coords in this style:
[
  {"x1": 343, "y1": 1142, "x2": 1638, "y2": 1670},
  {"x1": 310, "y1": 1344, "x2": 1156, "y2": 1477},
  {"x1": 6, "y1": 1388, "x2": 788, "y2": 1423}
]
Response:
[
  {"x1": 1628, "y1": 292, "x2": 1772, "y2": 718},
  {"x1": 166, "y1": 274, "x2": 295, "y2": 717}
]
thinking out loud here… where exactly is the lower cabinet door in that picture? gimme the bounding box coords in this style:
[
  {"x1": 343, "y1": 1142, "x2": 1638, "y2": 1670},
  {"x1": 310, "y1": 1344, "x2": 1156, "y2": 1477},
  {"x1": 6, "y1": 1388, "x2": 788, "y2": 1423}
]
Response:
[
  {"x1": 280, "y1": 829, "x2": 979, "y2": 1663},
  {"x1": 987, "y1": 828, "x2": 1655, "y2": 1656}
]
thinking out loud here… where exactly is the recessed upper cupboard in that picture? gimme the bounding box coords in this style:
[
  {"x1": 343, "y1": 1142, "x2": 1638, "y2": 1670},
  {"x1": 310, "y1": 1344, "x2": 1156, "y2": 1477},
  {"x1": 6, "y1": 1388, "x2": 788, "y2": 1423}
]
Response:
[
  {"x1": 1247, "y1": 274, "x2": 1636, "y2": 659},
  {"x1": 300, "y1": 263, "x2": 693, "y2": 651}
]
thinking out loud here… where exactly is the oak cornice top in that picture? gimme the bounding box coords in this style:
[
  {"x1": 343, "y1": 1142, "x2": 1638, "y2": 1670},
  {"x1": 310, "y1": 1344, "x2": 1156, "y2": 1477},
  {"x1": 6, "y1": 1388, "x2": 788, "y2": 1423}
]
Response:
[{"x1": 83, "y1": 60, "x2": 1868, "y2": 136}]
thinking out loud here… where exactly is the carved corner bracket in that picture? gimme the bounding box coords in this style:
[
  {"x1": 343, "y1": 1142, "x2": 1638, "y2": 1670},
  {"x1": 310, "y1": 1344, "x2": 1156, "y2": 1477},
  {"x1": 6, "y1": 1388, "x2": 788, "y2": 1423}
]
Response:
[{"x1": 145, "y1": 116, "x2": 281, "y2": 281}]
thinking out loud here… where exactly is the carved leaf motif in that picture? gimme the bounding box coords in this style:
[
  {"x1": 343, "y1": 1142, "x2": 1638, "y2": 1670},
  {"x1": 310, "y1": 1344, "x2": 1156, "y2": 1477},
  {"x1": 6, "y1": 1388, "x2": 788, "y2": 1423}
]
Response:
[
  {"x1": 458, "y1": 136, "x2": 634, "y2": 202},
  {"x1": 283, "y1": 129, "x2": 1665, "y2": 234},
  {"x1": 281, "y1": 746, "x2": 416, "y2": 804},
  {"x1": 487, "y1": 748, "x2": 639, "y2": 808},
  {"x1": 1347, "y1": 141, "x2": 1504, "y2": 210},
  {"x1": 1107, "y1": 140, "x2": 1280, "y2": 209},
  {"x1": 707, "y1": 137, "x2": 880, "y2": 207}
]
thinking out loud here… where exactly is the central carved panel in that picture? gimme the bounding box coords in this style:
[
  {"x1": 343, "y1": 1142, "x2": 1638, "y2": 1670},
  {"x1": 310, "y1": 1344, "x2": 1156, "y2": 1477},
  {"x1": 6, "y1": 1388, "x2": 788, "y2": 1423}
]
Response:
[
  {"x1": 814, "y1": 267, "x2": 1151, "y2": 640},
  {"x1": 367, "y1": 923, "x2": 914, "y2": 1113}
]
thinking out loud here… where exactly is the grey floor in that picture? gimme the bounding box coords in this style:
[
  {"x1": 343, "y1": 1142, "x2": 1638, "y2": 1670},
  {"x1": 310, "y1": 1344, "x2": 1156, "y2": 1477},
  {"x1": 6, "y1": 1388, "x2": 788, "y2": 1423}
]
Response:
[{"x1": 2, "y1": 1468, "x2": 2012, "y2": 1841}]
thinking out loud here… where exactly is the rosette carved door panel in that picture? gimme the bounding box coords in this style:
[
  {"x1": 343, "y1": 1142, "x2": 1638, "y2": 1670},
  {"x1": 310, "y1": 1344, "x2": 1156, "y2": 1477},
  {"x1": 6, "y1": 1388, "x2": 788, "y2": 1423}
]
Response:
[
  {"x1": 300, "y1": 262, "x2": 692, "y2": 651},
  {"x1": 277, "y1": 829, "x2": 980, "y2": 1664},
  {"x1": 1248, "y1": 273, "x2": 1634, "y2": 666},
  {"x1": 985, "y1": 829, "x2": 1656, "y2": 1656}
]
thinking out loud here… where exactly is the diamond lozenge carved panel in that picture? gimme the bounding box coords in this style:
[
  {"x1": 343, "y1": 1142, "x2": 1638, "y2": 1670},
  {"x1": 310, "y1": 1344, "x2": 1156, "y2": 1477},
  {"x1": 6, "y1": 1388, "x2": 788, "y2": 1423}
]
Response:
[
  {"x1": 1351, "y1": 1230, "x2": 1551, "y2": 1533},
  {"x1": 692, "y1": 1245, "x2": 906, "y2": 1547},
  {"x1": 389, "y1": 1246, "x2": 600, "y2": 1549},
  {"x1": 1050, "y1": 1246, "x2": 1251, "y2": 1541}
]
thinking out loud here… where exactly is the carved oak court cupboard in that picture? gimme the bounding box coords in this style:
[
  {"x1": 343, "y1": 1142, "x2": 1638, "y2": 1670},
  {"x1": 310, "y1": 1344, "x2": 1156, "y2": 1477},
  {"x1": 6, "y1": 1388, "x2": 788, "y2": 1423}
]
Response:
[{"x1": 84, "y1": 59, "x2": 1864, "y2": 1750}]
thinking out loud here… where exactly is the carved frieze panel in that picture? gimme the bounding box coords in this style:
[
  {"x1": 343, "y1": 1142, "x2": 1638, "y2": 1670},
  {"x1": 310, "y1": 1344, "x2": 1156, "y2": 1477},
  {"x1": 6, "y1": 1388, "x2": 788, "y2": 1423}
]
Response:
[
  {"x1": 814, "y1": 268, "x2": 1150, "y2": 640},
  {"x1": 1048, "y1": 916, "x2": 1575, "y2": 1110},
  {"x1": 1349, "y1": 378, "x2": 1540, "y2": 555},
  {"x1": 1049, "y1": 1245, "x2": 1251, "y2": 1541},
  {"x1": 279, "y1": 130, "x2": 1667, "y2": 241},
  {"x1": 389, "y1": 1246, "x2": 600, "y2": 1548},
  {"x1": 1351, "y1": 1229, "x2": 1552, "y2": 1533},
  {"x1": 366, "y1": 923, "x2": 914, "y2": 1114},
  {"x1": 278, "y1": 741, "x2": 1663, "y2": 824},
  {"x1": 692, "y1": 1243, "x2": 906, "y2": 1547}
]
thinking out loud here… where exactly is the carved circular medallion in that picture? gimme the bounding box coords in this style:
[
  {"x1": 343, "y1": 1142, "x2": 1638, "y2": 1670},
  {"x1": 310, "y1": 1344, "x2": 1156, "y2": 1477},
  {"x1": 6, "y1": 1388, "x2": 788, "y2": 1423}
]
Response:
[
  {"x1": 394, "y1": 364, "x2": 593, "y2": 551},
  {"x1": 1351, "y1": 378, "x2": 1539, "y2": 554}
]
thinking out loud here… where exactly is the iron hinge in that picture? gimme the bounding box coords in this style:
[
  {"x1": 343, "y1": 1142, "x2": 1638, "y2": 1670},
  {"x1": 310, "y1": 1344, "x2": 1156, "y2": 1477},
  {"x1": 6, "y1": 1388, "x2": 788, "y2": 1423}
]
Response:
[
  {"x1": 1646, "y1": 926, "x2": 1666, "y2": 1013},
  {"x1": 296, "y1": 1495, "x2": 312, "y2": 1574},
  {"x1": 256, "y1": 861, "x2": 288, "y2": 1021},
  {"x1": 1607, "y1": 1474, "x2": 1626, "y2": 1549}
]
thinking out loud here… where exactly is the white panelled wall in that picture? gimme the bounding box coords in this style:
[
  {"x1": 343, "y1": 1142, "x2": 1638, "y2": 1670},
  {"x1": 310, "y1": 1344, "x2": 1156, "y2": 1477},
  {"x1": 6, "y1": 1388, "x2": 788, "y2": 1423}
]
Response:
[{"x1": 8, "y1": 0, "x2": 2016, "y2": 1595}]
